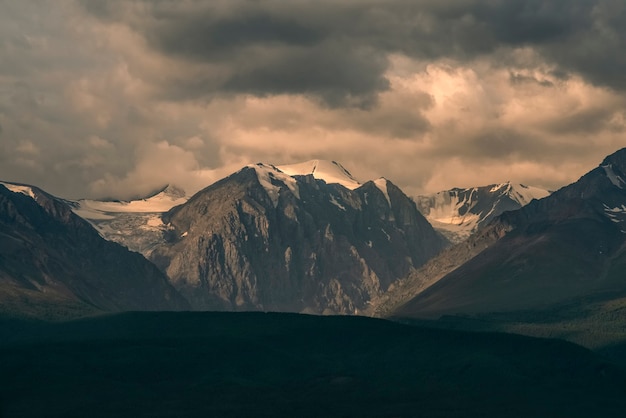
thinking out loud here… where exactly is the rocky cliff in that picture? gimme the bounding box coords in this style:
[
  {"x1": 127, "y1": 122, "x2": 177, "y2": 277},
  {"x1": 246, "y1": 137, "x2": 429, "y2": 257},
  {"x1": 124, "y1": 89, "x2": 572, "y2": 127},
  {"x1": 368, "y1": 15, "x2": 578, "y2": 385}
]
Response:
[{"x1": 151, "y1": 164, "x2": 448, "y2": 313}]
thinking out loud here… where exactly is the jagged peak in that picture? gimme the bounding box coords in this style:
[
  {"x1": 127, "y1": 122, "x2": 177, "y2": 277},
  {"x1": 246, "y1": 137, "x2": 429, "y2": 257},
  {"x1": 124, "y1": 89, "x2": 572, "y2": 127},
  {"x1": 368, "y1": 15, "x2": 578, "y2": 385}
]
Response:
[
  {"x1": 599, "y1": 149, "x2": 626, "y2": 189},
  {"x1": 139, "y1": 184, "x2": 187, "y2": 201},
  {"x1": 246, "y1": 163, "x2": 300, "y2": 206},
  {"x1": 484, "y1": 182, "x2": 549, "y2": 205},
  {"x1": 600, "y1": 164, "x2": 626, "y2": 189},
  {"x1": 0, "y1": 181, "x2": 37, "y2": 200},
  {"x1": 373, "y1": 177, "x2": 391, "y2": 206},
  {"x1": 601, "y1": 147, "x2": 626, "y2": 168},
  {"x1": 489, "y1": 181, "x2": 512, "y2": 193},
  {"x1": 159, "y1": 184, "x2": 186, "y2": 199},
  {"x1": 0, "y1": 180, "x2": 63, "y2": 208},
  {"x1": 277, "y1": 159, "x2": 360, "y2": 190},
  {"x1": 415, "y1": 181, "x2": 550, "y2": 243}
]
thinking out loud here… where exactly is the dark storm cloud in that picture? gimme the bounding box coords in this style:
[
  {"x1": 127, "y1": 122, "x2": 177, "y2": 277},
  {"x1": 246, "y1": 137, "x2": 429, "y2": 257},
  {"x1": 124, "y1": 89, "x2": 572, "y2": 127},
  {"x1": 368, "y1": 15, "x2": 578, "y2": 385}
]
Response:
[
  {"x1": 219, "y1": 44, "x2": 389, "y2": 108},
  {"x1": 544, "y1": 106, "x2": 625, "y2": 135},
  {"x1": 79, "y1": 0, "x2": 626, "y2": 104},
  {"x1": 155, "y1": 14, "x2": 325, "y2": 57},
  {"x1": 428, "y1": 127, "x2": 548, "y2": 161},
  {"x1": 2, "y1": 0, "x2": 625, "y2": 200},
  {"x1": 509, "y1": 73, "x2": 554, "y2": 87}
]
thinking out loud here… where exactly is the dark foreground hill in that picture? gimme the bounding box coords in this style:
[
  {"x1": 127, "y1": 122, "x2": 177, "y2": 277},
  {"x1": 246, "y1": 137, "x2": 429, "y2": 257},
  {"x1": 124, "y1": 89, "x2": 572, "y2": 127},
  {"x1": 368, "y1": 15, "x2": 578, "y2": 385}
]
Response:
[{"x1": 1, "y1": 312, "x2": 625, "y2": 418}]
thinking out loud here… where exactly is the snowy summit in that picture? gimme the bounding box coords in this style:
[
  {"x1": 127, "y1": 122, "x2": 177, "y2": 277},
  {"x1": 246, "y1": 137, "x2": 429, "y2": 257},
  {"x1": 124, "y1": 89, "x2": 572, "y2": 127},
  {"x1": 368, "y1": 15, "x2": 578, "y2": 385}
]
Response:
[
  {"x1": 74, "y1": 185, "x2": 188, "y2": 219},
  {"x1": 416, "y1": 182, "x2": 550, "y2": 243},
  {"x1": 277, "y1": 160, "x2": 361, "y2": 190}
]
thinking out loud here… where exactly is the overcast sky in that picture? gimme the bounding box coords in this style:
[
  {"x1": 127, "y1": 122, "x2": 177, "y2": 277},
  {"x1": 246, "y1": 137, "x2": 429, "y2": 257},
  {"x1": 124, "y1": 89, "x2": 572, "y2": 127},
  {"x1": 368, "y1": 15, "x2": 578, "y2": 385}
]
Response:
[{"x1": 1, "y1": 0, "x2": 625, "y2": 199}]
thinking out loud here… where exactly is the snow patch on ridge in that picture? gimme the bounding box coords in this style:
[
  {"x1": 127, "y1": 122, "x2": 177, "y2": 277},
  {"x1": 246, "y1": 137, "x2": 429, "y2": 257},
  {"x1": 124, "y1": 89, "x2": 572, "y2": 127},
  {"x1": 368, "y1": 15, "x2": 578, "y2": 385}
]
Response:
[
  {"x1": 76, "y1": 188, "x2": 188, "y2": 216},
  {"x1": 69, "y1": 185, "x2": 188, "y2": 256},
  {"x1": 417, "y1": 182, "x2": 550, "y2": 243},
  {"x1": 329, "y1": 195, "x2": 346, "y2": 211},
  {"x1": 0, "y1": 182, "x2": 36, "y2": 199},
  {"x1": 373, "y1": 178, "x2": 391, "y2": 206},
  {"x1": 602, "y1": 164, "x2": 626, "y2": 189},
  {"x1": 488, "y1": 182, "x2": 549, "y2": 205},
  {"x1": 278, "y1": 159, "x2": 360, "y2": 190},
  {"x1": 250, "y1": 163, "x2": 300, "y2": 206},
  {"x1": 603, "y1": 204, "x2": 626, "y2": 232},
  {"x1": 509, "y1": 183, "x2": 550, "y2": 206},
  {"x1": 489, "y1": 183, "x2": 509, "y2": 193}
]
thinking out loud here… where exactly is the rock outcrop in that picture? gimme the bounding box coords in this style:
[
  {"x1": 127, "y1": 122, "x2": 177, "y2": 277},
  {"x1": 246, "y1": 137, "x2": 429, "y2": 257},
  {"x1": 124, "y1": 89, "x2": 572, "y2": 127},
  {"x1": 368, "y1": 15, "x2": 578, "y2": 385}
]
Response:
[{"x1": 151, "y1": 164, "x2": 448, "y2": 314}]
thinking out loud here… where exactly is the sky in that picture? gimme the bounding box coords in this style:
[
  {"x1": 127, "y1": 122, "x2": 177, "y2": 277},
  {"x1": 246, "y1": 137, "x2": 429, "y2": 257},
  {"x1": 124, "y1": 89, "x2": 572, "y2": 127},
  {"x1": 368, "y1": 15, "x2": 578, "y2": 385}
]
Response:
[{"x1": 1, "y1": 0, "x2": 625, "y2": 200}]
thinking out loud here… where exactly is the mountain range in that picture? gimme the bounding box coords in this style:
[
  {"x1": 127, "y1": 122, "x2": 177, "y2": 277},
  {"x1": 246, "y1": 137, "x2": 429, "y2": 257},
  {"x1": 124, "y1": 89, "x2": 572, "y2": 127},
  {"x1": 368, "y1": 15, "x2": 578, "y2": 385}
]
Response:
[
  {"x1": 0, "y1": 182, "x2": 188, "y2": 319},
  {"x1": 5, "y1": 152, "x2": 626, "y2": 415},
  {"x1": 5, "y1": 150, "x2": 626, "y2": 332},
  {"x1": 415, "y1": 182, "x2": 550, "y2": 243},
  {"x1": 0, "y1": 160, "x2": 448, "y2": 316},
  {"x1": 381, "y1": 148, "x2": 626, "y2": 354}
]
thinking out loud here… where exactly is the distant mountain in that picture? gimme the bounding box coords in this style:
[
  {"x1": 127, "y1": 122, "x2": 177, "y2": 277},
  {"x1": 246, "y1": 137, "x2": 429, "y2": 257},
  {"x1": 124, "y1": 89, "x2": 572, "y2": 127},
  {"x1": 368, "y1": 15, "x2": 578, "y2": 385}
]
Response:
[
  {"x1": 389, "y1": 148, "x2": 626, "y2": 321},
  {"x1": 150, "y1": 161, "x2": 448, "y2": 314},
  {"x1": 71, "y1": 184, "x2": 188, "y2": 256},
  {"x1": 0, "y1": 182, "x2": 188, "y2": 319},
  {"x1": 415, "y1": 182, "x2": 550, "y2": 243},
  {"x1": 277, "y1": 159, "x2": 361, "y2": 189}
]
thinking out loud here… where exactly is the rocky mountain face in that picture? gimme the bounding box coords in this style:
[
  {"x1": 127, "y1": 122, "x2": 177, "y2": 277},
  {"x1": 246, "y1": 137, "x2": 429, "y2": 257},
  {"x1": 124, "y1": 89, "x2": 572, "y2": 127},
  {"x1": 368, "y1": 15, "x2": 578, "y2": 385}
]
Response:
[
  {"x1": 389, "y1": 148, "x2": 626, "y2": 319},
  {"x1": 0, "y1": 182, "x2": 188, "y2": 318},
  {"x1": 150, "y1": 163, "x2": 448, "y2": 314},
  {"x1": 415, "y1": 182, "x2": 550, "y2": 243}
]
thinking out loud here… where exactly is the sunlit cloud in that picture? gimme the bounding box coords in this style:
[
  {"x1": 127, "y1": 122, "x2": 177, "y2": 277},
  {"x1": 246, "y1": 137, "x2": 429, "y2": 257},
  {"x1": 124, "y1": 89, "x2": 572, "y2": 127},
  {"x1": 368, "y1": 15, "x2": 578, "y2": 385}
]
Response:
[{"x1": 0, "y1": 1, "x2": 625, "y2": 199}]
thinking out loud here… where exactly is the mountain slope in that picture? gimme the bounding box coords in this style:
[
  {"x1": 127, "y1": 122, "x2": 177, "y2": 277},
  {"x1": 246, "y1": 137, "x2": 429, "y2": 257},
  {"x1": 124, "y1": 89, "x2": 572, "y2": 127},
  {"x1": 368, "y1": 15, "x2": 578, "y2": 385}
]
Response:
[
  {"x1": 0, "y1": 182, "x2": 188, "y2": 319},
  {"x1": 415, "y1": 182, "x2": 550, "y2": 243},
  {"x1": 391, "y1": 148, "x2": 626, "y2": 320},
  {"x1": 71, "y1": 184, "x2": 188, "y2": 256},
  {"x1": 150, "y1": 163, "x2": 447, "y2": 314}
]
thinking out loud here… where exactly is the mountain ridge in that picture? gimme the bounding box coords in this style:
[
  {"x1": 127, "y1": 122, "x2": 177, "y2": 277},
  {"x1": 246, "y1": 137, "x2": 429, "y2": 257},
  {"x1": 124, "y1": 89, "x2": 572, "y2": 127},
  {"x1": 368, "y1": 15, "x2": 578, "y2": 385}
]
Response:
[
  {"x1": 0, "y1": 181, "x2": 189, "y2": 319},
  {"x1": 390, "y1": 147, "x2": 626, "y2": 321},
  {"x1": 152, "y1": 163, "x2": 448, "y2": 313},
  {"x1": 415, "y1": 181, "x2": 550, "y2": 243}
]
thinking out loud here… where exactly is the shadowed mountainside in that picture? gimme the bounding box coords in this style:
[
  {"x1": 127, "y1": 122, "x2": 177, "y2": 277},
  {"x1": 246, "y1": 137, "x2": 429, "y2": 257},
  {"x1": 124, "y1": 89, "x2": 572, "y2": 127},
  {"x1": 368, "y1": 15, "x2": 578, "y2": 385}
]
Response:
[
  {"x1": 0, "y1": 183, "x2": 188, "y2": 319},
  {"x1": 390, "y1": 148, "x2": 626, "y2": 320}
]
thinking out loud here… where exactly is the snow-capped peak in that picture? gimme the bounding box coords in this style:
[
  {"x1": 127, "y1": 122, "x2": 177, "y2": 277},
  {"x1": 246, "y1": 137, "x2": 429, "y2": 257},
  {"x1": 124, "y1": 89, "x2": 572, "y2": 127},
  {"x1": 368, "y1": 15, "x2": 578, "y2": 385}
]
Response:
[
  {"x1": 277, "y1": 159, "x2": 360, "y2": 190},
  {"x1": 248, "y1": 163, "x2": 300, "y2": 206},
  {"x1": 507, "y1": 183, "x2": 550, "y2": 206},
  {"x1": 157, "y1": 184, "x2": 187, "y2": 200},
  {"x1": 74, "y1": 185, "x2": 188, "y2": 218},
  {"x1": 486, "y1": 181, "x2": 549, "y2": 205},
  {"x1": 489, "y1": 182, "x2": 511, "y2": 193},
  {"x1": 373, "y1": 177, "x2": 391, "y2": 206},
  {"x1": 416, "y1": 182, "x2": 550, "y2": 243},
  {"x1": 0, "y1": 181, "x2": 36, "y2": 199}
]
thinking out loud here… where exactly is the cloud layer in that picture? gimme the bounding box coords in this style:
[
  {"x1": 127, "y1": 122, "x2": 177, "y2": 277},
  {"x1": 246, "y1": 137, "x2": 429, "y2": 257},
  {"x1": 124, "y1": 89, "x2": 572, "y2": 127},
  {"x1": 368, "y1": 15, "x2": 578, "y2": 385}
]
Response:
[{"x1": 1, "y1": 1, "x2": 625, "y2": 199}]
